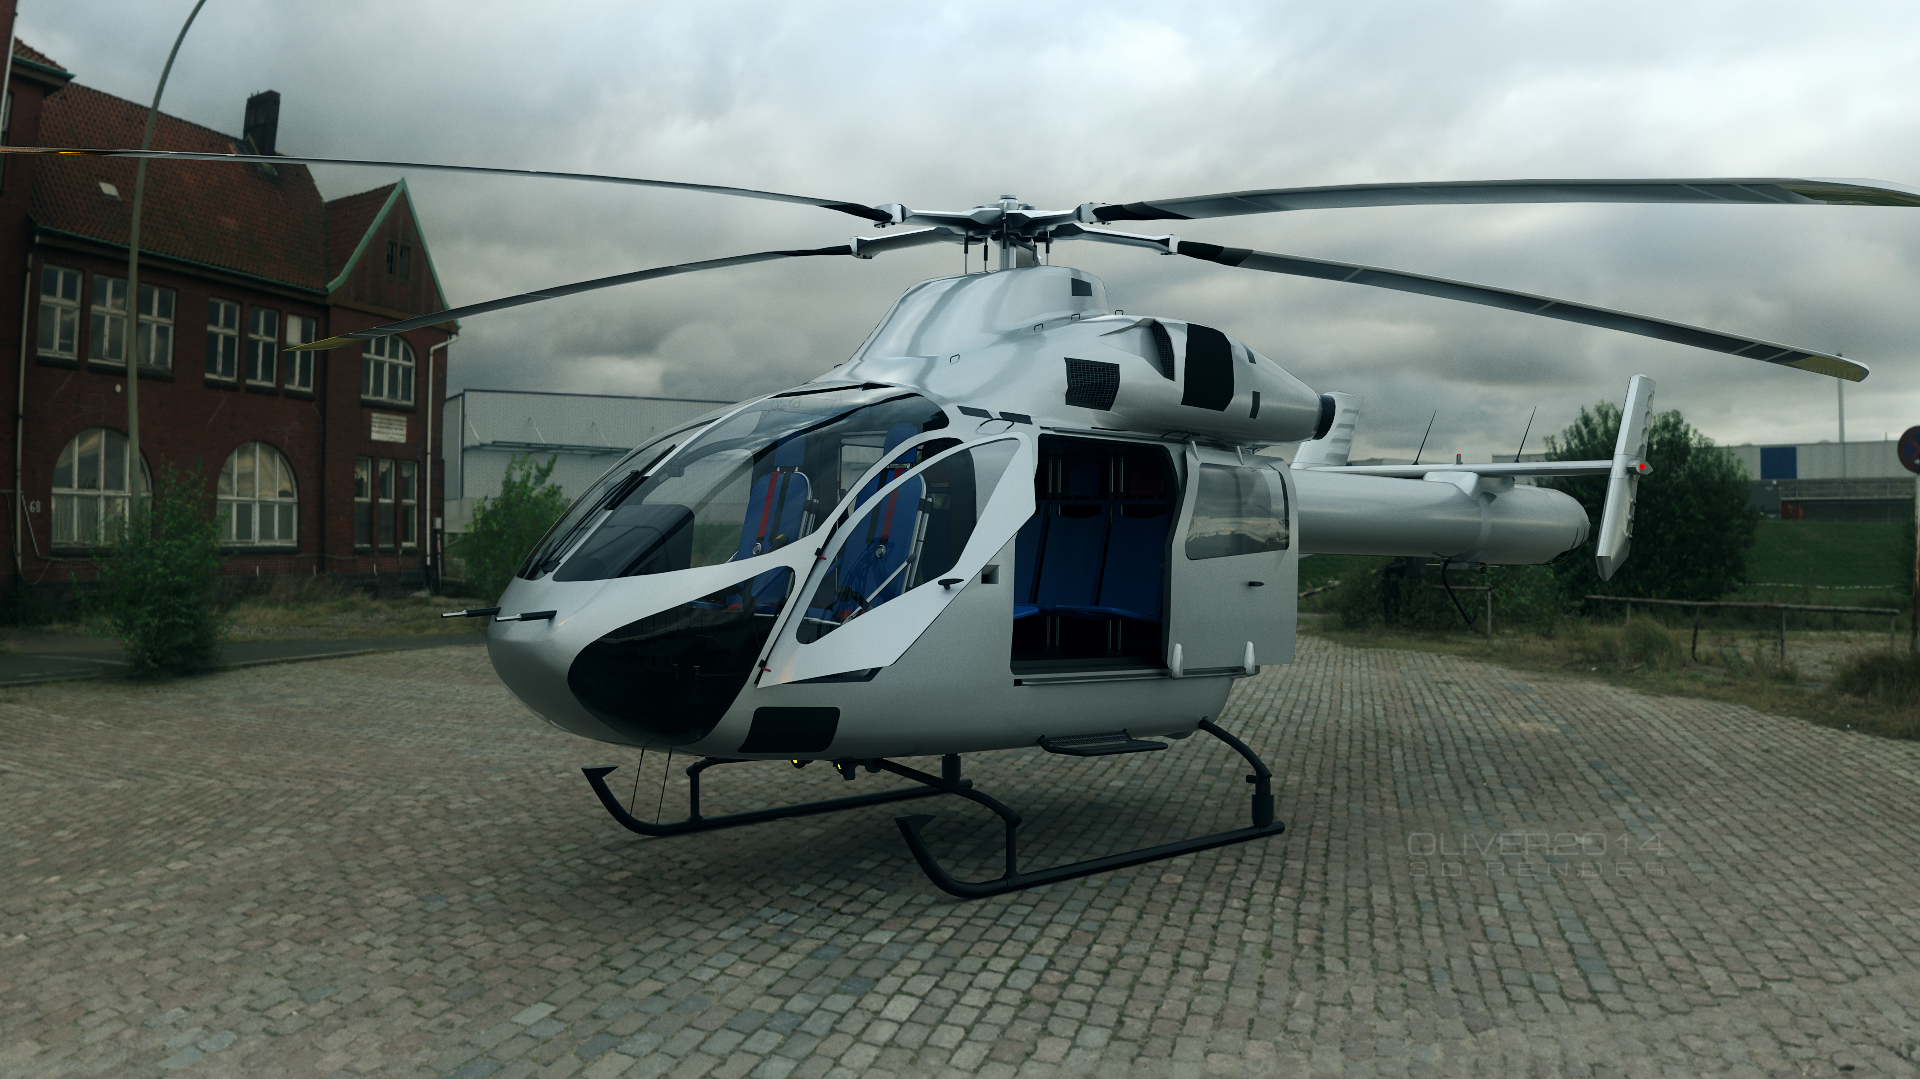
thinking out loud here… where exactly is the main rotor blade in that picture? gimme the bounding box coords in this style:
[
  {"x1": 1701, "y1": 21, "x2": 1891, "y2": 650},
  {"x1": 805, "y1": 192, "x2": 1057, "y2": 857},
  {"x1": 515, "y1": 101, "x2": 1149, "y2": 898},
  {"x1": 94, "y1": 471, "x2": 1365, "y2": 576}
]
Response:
[
  {"x1": 1092, "y1": 177, "x2": 1920, "y2": 222},
  {"x1": 290, "y1": 228, "x2": 961, "y2": 351},
  {"x1": 1171, "y1": 238, "x2": 1867, "y2": 381},
  {"x1": 0, "y1": 145, "x2": 896, "y2": 223}
]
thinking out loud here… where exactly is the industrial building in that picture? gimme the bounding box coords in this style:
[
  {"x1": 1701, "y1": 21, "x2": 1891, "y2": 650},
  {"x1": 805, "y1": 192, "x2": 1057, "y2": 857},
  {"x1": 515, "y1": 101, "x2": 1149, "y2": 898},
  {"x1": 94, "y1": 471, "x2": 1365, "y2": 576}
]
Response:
[
  {"x1": 440, "y1": 388, "x2": 730, "y2": 533},
  {"x1": 1728, "y1": 439, "x2": 1914, "y2": 522}
]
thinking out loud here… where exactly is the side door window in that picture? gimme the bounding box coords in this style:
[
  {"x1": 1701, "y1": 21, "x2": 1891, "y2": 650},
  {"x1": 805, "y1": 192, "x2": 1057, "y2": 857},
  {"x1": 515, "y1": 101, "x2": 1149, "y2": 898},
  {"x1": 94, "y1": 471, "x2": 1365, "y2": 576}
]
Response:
[
  {"x1": 760, "y1": 434, "x2": 1034, "y2": 685},
  {"x1": 1165, "y1": 449, "x2": 1293, "y2": 675}
]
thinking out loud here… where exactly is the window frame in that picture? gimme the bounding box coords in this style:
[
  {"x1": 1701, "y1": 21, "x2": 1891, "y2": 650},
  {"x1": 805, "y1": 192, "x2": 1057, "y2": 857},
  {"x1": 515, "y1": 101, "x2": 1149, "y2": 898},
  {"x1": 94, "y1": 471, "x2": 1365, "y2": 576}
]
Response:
[
  {"x1": 400, "y1": 460, "x2": 418, "y2": 549},
  {"x1": 89, "y1": 274, "x2": 128, "y2": 366},
  {"x1": 37, "y1": 265, "x2": 81, "y2": 360},
  {"x1": 1181, "y1": 462, "x2": 1290, "y2": 561},
  {"x1": 377, "y1": 458, "x2": 397, "y2": 549},
  {"x1": 50, "y1": 427, "x2": 151, "y2": 549},
  {"x1": 285, "y1": 314, "x2": 318, "y2": 393},
  {"x1": 354, "y1": 456, "x2": 373, "y2": 550},
  {"x1": 246, "y1": 307, "x2": 280, "y2": 387},
  {"x1": 361, "y1": 335, "x2": 416, "y2": 406},
  {"x1": 135, "y1": 283, "x2": 176, "y2": 370},
  {"x1": 218, "y1": 442, "x2": 299, "y2": 548},
  {"x1": 206, "y1": 298, "x2": 240, "y2": 381}
]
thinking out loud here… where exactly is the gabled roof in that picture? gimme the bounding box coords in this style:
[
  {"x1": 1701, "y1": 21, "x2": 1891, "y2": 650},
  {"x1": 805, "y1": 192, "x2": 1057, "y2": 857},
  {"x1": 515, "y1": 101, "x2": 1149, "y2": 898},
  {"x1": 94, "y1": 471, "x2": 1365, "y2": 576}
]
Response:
[
  {"x1": 324, "y1": 178, "x2": 452, "y2": 314},
  {"x1": 11, "y1": 39, "x2": 72, "y2": 81},
  {"x1": 325, "y1": 183, "x2": 396, "y2": 283},
  {"x1": 31, "y1": 82, "x2": 328, "y2": 291}
]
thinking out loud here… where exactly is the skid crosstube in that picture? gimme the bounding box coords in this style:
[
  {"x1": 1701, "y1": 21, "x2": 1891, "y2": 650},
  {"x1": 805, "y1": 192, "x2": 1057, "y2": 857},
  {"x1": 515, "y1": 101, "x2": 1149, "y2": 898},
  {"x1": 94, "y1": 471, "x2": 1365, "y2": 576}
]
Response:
[
  {"x1": 581, "y1": 755, "x2": 956, "y2": 837},
  {"x1": 880, "y1": 719, "x2": 1284, "y2": 899},
  {"x1": 580, "y1": 719, "x2": 1284, "y2": 899}
]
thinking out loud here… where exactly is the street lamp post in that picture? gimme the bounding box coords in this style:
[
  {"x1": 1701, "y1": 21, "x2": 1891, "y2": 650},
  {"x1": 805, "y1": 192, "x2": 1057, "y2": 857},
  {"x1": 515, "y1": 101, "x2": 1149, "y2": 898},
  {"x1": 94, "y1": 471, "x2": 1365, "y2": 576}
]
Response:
[{"x1": 124, "y1": 0, "x2": 208, "y2": 508}]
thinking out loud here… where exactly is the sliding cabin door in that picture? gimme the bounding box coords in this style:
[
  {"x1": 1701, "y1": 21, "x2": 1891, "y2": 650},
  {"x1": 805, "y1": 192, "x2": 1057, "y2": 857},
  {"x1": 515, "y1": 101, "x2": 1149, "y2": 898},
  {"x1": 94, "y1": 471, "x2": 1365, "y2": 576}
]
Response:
[{"x1": 1164, "y1": 444, "x2": 1294, "y2": 677}]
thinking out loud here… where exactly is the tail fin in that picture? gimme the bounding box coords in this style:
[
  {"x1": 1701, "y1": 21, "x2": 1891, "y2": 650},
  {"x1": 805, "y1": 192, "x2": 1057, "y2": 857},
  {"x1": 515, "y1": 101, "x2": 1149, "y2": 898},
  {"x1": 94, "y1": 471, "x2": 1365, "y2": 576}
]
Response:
[
  {"x1": 1594, "y1": 375, "x2": 1656, "y2": 581},
  {"x1": 1291, "y1": 392, "x2": 1361, "y2": 469}
]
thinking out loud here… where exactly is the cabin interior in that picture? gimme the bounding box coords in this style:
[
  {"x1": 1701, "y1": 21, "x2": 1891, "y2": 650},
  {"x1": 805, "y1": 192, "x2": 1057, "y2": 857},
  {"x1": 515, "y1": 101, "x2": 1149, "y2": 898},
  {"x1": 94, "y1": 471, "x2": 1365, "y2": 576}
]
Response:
[{"x1": 1011, "y1": 436, "x2": 1175, "y2": 675}]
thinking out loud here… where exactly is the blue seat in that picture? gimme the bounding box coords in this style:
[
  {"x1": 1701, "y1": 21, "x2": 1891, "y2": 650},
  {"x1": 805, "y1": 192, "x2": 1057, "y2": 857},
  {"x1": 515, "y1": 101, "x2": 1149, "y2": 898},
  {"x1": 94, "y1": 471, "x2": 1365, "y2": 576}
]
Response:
[
  {"x1": 1053, "y1": 502, "x2": 1166, "y2": 622},
  {"x1": 851, "y1": 422, "x2": 924, "y2": 512},
  {"x1": 734, "y1": 435, "x2": 810, "y2": 610},
  {"x1": 824, "y1": 471, "x2": 924, "y2": 624},
  {"x1": 1013, "y1": 514, "x2": 1045, "y2": 617},
  {"x1": 1035, "y1": 503, "x2": 1108, "y2": 610},
  {"x1": 736, "y1": 435, "x2": 811, "y2": 561},
  {"x1": 1031, "y1": 458, "x2": 1108, "y2": 613}
]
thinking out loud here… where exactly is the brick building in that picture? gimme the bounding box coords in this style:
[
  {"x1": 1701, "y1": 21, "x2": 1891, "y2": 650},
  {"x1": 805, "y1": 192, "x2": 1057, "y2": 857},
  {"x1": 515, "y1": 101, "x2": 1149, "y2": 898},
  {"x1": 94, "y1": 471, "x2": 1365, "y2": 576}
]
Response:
[{"x1": 0, "y1": 33, "x2": 455, "y2": 604}]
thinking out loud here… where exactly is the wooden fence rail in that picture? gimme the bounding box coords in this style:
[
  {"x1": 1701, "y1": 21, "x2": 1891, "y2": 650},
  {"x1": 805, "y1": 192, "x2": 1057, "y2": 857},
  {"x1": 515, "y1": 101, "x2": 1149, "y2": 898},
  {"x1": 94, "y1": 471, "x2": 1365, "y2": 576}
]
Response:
[{"x1": 1584, "y1": 594, "x2": 1901, "y2": 662}]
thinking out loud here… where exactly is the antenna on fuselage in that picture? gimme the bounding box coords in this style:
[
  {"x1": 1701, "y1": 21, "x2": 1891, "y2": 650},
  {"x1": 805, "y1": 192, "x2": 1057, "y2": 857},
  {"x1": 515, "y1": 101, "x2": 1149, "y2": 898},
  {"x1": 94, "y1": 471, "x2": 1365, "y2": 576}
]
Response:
[
  {"x1": 1411, "y1": 411, "x2": 1436, "y2": 465},
  {"x1": 1512, "y1": 406, "x2": 1537, "y2": 463}
]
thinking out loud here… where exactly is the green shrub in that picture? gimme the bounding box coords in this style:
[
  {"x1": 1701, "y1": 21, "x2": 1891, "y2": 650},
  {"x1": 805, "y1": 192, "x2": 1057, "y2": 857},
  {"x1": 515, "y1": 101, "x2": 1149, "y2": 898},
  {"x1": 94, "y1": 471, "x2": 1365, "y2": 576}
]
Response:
[
  {"x1": 1492, "y1": 565, "x2": 1571, "y2": 632},
  {"x1": 1835, "y1": 651, "x2": 1920, "y2": 707},
  {"x1": 98, "y1": 463, "x2": 225, "y2": 675},
  {"x1": 1332, "y1": 558, "x2": 1479, "y2": 630},
  {"x1": 464, "y1": 454, "x2": 570, "y2": 603},
  {"x1": 1623, "y1": 619, "x2": 1683, "y2": 670},
  {"x1": 1567, "y1": 619, "x2": 1683, "y2": 671}
]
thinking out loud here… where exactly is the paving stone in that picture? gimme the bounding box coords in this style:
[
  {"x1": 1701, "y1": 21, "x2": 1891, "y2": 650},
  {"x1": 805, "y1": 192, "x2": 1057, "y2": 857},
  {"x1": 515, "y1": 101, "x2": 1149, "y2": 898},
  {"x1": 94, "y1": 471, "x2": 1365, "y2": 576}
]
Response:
[{"x1": 7, "y1": 643, "x2": 1920, "y2": 1077}]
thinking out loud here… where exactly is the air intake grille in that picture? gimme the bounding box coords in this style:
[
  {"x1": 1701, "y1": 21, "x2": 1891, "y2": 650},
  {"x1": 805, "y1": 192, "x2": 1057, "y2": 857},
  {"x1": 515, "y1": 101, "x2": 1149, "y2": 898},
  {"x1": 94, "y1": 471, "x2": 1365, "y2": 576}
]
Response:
[
  {"x1": 1148, "y1": 321, "x2": 1176, "y2": 380},
  {"x1": 1063, "y1": 357, "x2": 1120, "y2": 411}
]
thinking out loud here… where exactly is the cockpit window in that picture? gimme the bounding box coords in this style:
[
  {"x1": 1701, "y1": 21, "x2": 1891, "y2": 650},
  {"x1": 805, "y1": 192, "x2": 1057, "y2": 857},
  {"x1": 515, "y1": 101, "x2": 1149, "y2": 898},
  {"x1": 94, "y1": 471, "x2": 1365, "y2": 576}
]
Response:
[
  {"x1": 530, "y1": 386, "x2": 949, "y2": 583},
  {"x1": 515, "y1": 426, "x2": 700, "y2": 582}
]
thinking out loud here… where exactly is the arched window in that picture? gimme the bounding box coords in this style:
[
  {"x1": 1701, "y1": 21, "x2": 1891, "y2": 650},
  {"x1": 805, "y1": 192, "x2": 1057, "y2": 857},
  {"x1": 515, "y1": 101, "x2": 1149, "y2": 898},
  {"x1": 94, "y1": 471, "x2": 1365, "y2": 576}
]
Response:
[
  {"x1": 362, "y1": 335, "x2": 415, "y2": 405},
  {"x1": 219, "y1": 443, "x2": 298, "y2": 545},
  {"x1": 51, "y1": 428, "x2": 150, "y2": 547}
]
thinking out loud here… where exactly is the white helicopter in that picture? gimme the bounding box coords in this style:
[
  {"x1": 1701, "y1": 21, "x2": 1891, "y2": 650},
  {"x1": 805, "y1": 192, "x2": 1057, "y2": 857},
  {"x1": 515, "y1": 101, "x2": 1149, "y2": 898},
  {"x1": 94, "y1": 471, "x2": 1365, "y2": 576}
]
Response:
[{"x1": 17, "y1": 144, "x2": 1917, "y2": 896}]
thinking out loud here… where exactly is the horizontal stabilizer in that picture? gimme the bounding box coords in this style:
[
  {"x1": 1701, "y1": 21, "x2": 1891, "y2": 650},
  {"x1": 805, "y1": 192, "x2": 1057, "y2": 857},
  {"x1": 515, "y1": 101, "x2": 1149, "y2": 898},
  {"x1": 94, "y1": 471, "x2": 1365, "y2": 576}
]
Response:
[{"x1": 1305, "y1": 459, "x2": 1649, "y2": 480}]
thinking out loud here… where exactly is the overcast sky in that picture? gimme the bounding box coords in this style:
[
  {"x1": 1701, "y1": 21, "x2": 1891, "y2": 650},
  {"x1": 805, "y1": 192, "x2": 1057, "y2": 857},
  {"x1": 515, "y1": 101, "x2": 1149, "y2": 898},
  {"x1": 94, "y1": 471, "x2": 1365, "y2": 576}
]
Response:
[{"x1": 24, "y1": 0, "x2": 1920, "y2": 461}]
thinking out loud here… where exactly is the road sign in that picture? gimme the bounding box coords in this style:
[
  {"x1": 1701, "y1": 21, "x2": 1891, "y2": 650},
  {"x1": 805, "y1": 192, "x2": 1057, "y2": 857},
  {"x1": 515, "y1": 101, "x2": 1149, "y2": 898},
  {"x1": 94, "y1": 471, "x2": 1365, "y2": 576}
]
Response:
[{"x1": 1901, "y1": 427, "x2": 1920, "y2": 474}]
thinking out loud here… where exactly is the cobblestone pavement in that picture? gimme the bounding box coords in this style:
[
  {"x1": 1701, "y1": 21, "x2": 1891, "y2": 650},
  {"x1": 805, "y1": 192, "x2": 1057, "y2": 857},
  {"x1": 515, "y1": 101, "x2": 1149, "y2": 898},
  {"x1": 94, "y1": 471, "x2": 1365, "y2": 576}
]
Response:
[{"x1": 6, "y1": 637, "x2": 1920, "y2": 1079}]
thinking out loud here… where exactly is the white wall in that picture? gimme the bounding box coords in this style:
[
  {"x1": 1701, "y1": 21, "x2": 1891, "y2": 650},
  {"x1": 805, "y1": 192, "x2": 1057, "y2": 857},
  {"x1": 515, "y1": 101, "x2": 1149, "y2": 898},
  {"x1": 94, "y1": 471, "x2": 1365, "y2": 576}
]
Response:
[
  {"x1": 1727, "y1": 439, "x2": 1905, "y2": 480},
  {"x1": 442, "y1": 389, "x2": 733, "y2": 529}
]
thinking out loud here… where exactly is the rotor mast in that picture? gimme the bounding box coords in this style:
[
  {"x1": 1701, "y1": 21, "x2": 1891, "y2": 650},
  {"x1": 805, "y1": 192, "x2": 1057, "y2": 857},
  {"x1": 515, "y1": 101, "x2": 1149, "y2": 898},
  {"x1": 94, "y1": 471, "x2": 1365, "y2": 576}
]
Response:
[{"x1": 994, "y1": 197, "x2": 1034, "y2": 270}]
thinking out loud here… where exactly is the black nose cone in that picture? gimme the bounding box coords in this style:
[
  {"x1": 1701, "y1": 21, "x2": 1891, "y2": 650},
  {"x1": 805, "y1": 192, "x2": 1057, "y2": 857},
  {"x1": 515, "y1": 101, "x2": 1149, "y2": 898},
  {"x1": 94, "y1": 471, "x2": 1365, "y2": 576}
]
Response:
[{"x1": 566, "y1": 569, "x2": 792, "y2": 746}]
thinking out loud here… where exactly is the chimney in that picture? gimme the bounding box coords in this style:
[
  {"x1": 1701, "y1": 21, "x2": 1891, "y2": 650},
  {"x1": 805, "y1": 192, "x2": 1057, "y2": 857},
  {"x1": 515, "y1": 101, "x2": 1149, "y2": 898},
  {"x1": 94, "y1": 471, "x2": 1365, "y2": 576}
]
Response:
[{"x1": 243, "y1": 90, "x2": 280, "y2": 155}]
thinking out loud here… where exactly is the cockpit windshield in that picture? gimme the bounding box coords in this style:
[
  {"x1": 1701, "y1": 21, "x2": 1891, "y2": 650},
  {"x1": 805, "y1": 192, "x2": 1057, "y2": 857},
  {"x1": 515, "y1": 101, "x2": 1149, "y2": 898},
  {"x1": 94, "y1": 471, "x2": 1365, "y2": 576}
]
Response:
[{"x1": 519, "y1": 385, "x2": 949, "y2": 584}]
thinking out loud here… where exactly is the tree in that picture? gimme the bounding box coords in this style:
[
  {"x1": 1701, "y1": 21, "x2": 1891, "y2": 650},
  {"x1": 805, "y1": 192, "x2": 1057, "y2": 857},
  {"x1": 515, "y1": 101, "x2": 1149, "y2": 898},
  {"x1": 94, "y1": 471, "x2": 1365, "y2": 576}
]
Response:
[
  {"x1": 1543, "y1": 401, "x2": 1757, "y2": 602},
  {"x1": 98, "y1": 463, "x2": 225, "y2": 674},
  {"x1": 464, "y1": 454, "x2": 570, "y2": 602}
]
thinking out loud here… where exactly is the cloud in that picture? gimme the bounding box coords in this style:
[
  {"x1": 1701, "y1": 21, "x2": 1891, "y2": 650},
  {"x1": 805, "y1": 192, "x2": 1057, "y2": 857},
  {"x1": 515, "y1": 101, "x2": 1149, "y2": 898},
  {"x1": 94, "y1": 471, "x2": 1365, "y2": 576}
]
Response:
[{"x1": 25, "y1": 0, "x2": 1920, "y2": 458}]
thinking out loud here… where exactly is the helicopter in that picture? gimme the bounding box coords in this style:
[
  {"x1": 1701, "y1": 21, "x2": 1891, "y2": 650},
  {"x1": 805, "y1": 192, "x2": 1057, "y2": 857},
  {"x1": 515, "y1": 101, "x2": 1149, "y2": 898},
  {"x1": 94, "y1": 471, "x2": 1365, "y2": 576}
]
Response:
[{"x1": 14, "y1": 143, "x2": 1918, "y2": 897}]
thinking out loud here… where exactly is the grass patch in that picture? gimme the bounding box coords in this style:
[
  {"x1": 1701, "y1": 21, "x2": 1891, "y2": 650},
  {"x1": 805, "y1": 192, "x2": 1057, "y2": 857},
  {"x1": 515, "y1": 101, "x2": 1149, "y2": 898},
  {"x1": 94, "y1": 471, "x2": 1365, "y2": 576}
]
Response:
[
  {"x1": 1308, "y1": 616, "x2": 1920, "y2": 741},
  {"x1": 220, "y1": 577, "x2": 483, "y2": 640},
  {"x1": 1745, "y1": 520, "x2": 1908, "y2": 589}
]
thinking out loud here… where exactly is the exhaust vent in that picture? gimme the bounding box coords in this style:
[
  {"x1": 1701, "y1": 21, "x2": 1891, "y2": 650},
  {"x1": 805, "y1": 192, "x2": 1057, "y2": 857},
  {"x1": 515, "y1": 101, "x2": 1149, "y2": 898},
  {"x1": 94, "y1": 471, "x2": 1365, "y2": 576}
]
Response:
[{"x1": 1179, "y1": 324, "x2": 1234, "y2": 411}]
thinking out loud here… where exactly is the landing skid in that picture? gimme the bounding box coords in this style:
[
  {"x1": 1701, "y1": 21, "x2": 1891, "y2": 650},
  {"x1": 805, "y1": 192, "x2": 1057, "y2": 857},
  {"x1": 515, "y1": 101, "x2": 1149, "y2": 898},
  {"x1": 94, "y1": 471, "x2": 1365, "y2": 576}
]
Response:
[
  {"x1": 580, "y1": 719, "x2": 1284, "y2": 899},
  {"x1": 581, "y1": 754, "x2": 959, "y2": 837},
  {"x1": 880, "y1": 720, "x2": 1284, "y2": 899}
]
